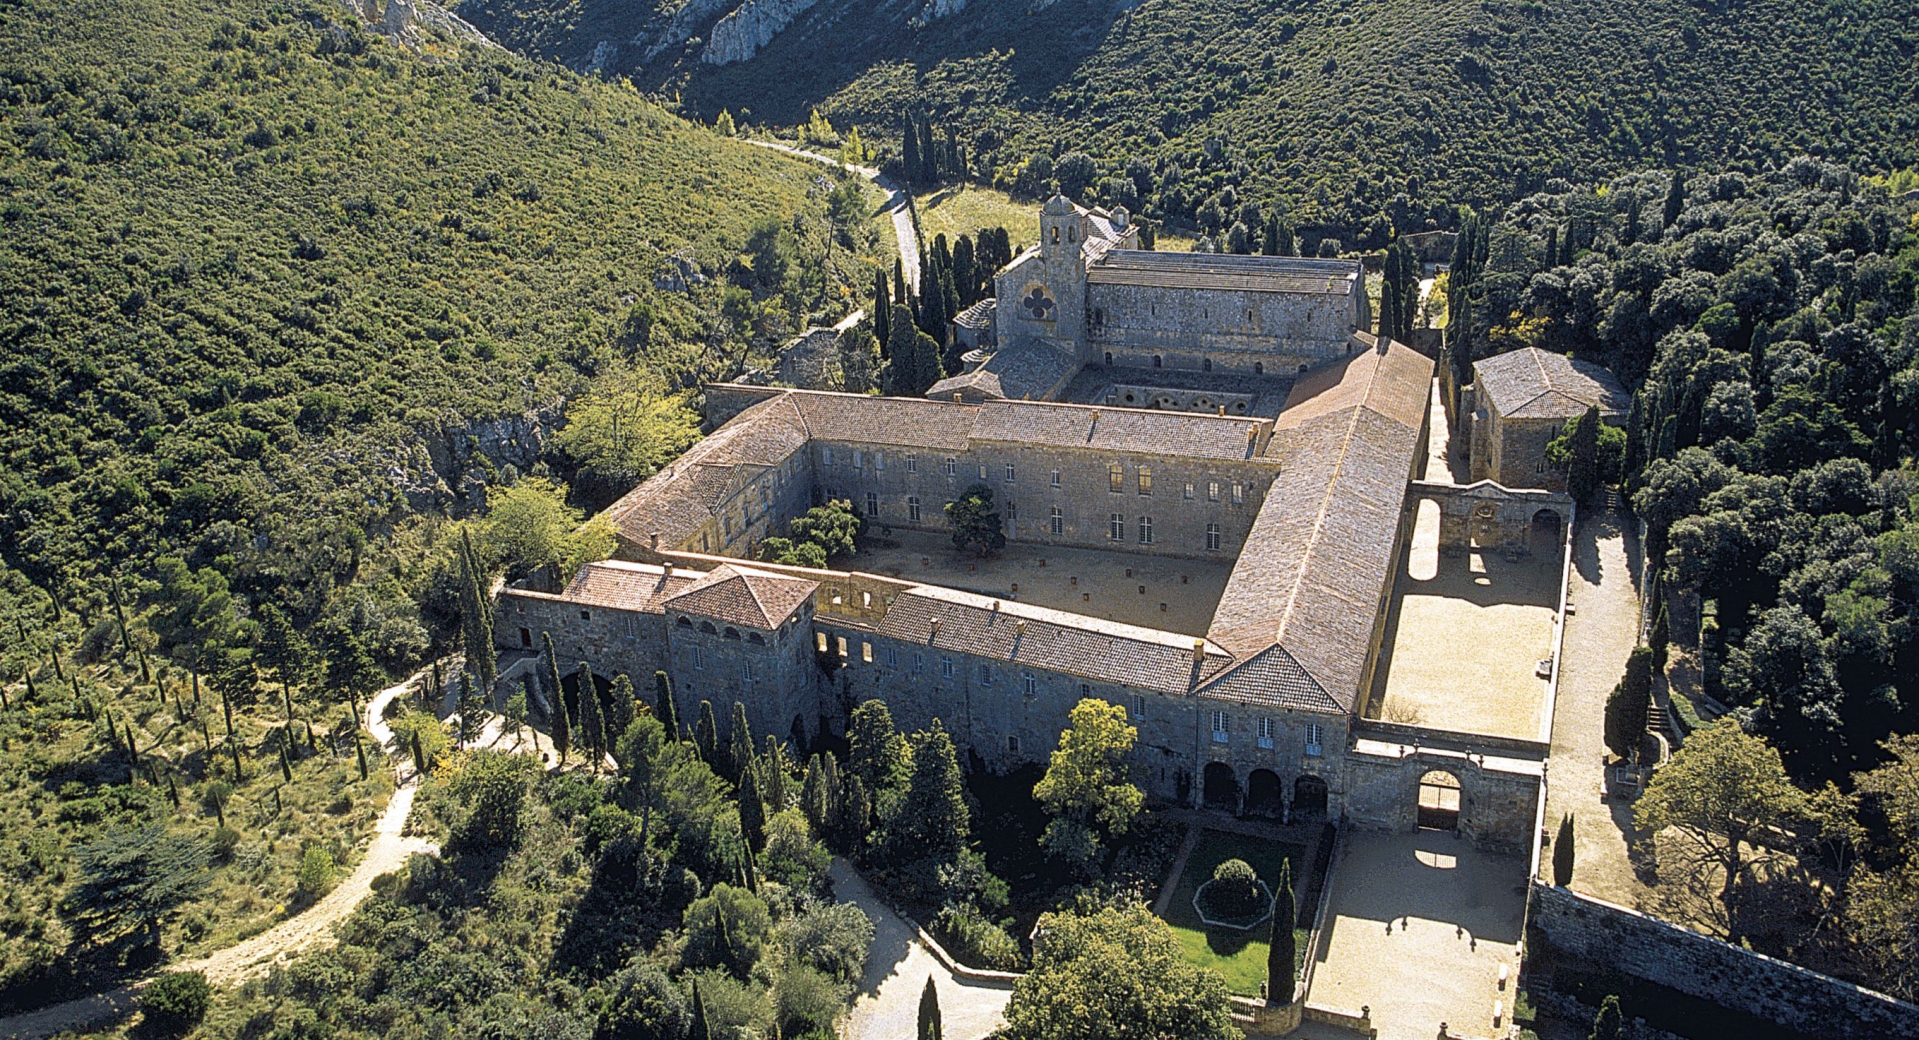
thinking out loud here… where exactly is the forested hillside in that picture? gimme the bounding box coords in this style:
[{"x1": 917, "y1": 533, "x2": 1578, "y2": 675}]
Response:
[{"x1": 457, "y1": 0, "x2": 1918, "y2": 241}]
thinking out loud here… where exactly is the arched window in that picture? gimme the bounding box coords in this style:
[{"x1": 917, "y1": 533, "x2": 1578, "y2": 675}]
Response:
[
  {"x1": 1202, "y1": 357, "x2": 1213, "y2": 372},
  {"x1": 1103, "y1": 351, "x2": 1113, "y2": 366},
  {"x1": 676, "y1": 616, "x2": 693, "y2": 628},
  {"x1": 748, "y1": 632, "x2": 766, "y2": 645},
  {"x1": 723, "y1": 627, "x2": 741, "y2": 640},
  {"x1": 1152, "y1": 355, "x2": 1163, "y2": 369},
  {"x1": 699, "y1": 620, "x2": 718, "y2": 634},
  {"x1": 1254, "y1": 361, "x2": 1264, "y2": 375},
  {"x1": 1067, "y1": 225, "x2": 1076, "y2": 242},
  {"x1": 1051, "y1": 226, "x2": 1060, "y2": 245}
]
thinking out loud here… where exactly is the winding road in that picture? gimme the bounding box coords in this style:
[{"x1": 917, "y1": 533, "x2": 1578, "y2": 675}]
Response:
[
  {"x1": 0, "y1": 671, "x2": 441, "y2": 1040},
  {"x1": 744, "y1": 138, "x2": 920, "y2": 288}
]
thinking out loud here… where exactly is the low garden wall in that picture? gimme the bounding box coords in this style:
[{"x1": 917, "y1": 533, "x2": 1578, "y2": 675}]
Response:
[{"x1": 1527, "y1": 883, "x2": 1919, "y2": 1040}]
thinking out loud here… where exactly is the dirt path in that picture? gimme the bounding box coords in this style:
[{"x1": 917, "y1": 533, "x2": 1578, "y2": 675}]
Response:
[
  {"x1": 744, "y1": 138, "x2": 920, "y2": 288},
  {"x1": 0, "y1": 671, "x2": 439, "y2": 1040},
  {"x1": 830, "y1": 859, "x2": 1012, "y2": 1040}
]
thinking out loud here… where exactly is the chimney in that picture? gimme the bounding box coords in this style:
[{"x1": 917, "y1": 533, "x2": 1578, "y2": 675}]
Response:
[
  {"x1": 1015, "y1": 619, "x2": 1027, "y2": 635},
  {"x1": 953, "y1": 392, "x2": 963, "y2": 403},
  {"x1": 1192, "y1": 639, "x2": 1206, "y2": 663},
  {"x1": 991, "y1": 599, "x2": 1001, "y2": 613},
  {"x1": 650, "y1": 534, "x2": 660, "y2": 551},
  {"x1": 930, "y1": 617, "x2": 942, "y2": 638},
  {"x1": 1217, "y1": 405, "x2": 1226, "y2": 416}
]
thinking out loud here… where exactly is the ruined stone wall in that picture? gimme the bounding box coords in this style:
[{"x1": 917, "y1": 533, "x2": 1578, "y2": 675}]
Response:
[
  {"x1": 811, "y1": 439, "x2": 1274, "y2": 561},
  {"x1": 1342, "y1": 741, "x2": 1541, "y2": 851},
  {"x1": 1528, "y1": 884, "x2": 1919, "y2": 1040},
  {"x1": 1086, "y1": 282, "x2": 1361, "y2": 371},
  {"x1": 495, "y1": 591, "x2": 670, "y2": 690}
]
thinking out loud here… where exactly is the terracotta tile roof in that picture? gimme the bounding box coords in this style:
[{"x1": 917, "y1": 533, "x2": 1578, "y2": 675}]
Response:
[
  {"x1": 512, "y1": 560, "x2": 702, "y2": 613},
  {"x1": 789, "y1": 391, "x2": 979, "y2": 449},
  {"x1": 876, "y1": 585, "x2": 1235, "y2": 695},
  {"x1": 1209, "y1": 342, "x2": 1431, "y2": 711},
  {"x1": 1088, "y1": 251, "x2": 1362, "y2": 295},
  {"x1": 925, "y1": 339, "x2": 1082, "y2": 403},
  {"x1": 1274, "y1": 335, "x2": 1434, "y2": 435},
  {"x1": 1473, "y1": 347, "x2": 1630, "y2": 421},
  {"x1": 601, "y1": 393, "x2": 809, "y2": 549},
  {"x1": 970, "y1": 400, "x2": 1269, "y2": 461},
  {"x1": 1196, "y1": 644, "x2": 1344, "y2": 713},
  {"x1": 660, "y1": 563, "x2": 818, "y2": 630}
]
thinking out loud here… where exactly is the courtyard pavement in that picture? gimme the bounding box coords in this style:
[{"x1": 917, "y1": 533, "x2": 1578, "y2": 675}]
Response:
[
  {"x1": 846, "y1": 528, "x2": 1233, "y2": 636},
  {"x1": 831, "y1": 859, "x2": 1012, "y2": 1040},
  {"x1": 1539, "y1": 507, "x2": 1647, "y2": 907},
  {"x1": 1309, "y1": 829, "x2": 1528, "y2": 1040}
]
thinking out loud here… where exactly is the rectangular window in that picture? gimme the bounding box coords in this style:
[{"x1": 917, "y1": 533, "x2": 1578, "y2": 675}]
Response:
[
  {"x1": 1007, "y1": 734, "x2": 1021, "y2": 755},
  {"x1": 979, "y1": 463, "x2": 988, "y2": 481},
  {"x1": 742, "y1": 660, "x2": 756, "y2": 682},
  {"x1": 907, "y1": 496, "x2": 922, "y2": 522},
  {"x1": 941, "y1": 657, "x2": 955, "y2": 678},
  {"x1": 946, "y1": 458, "x2": 958, "y2": 477},
  {"x1": 1109, "y1": 513, "x2": 1125, "y2": 540},
  {"x1": 692, "y1": 646, "x2": 705, "y2": 670},
  {"x1": 1138, "y1": 466, "x2": 1153, "y2": 495},
  {"x1": 907, "y1": 455, "x2": 918, "y2": 474},
  {"x1": 1109, "y1": 463, "x2": 1124, "y2": 493},
  {"x1": 885, "y1": 646, "x2": 898, "y2": 668},
  {"x1": 861, "y1": 641, "x2": 873, "y2": 663},
  {"x1": 1079, "y1": 683, "x2": 1093, "y2": 698},
  {"x1": 979, "y1": 664, "x2": 994, "y2": 685},
  {"x1": 1211, "y1": 710, "x2": 1229, "y2": 743},
  {"x1": 1005, "y1": 462, "x2": 1016, "y2": 483},
  {"x1": 1306, "y1": 723, "x2": 1323, "y2": 755},
  {"x1": 913, "y1": 653, "x2": 924, "y2": 674},
  {"x1": 1232, "y1": 482, "x2": 1245, "y2": 506},
  {"x1": 875, "y1": 452, "x2": 885, "y2": 471},
  {"x1": 1208, "y1": 480, "x2": 1221, "y2": 502},
  {"x1": 1130, "y1": 694, "x2": 1145, "y2": 721},
  {"x1": 1050, "y1": 469, "x2": 1061, "y2": 488},
  {"x1": 823, "y1": 447, "x2": 834, "y2": 467},
  {"x1": 1184, "y1": 482, "x2": 1195, "y2": 501},
  {"x1": 1258, "y1": 717, "x2": 1275, "y2": 750},
  {"x1": 816, "y1": 631, "x2": 828, "y2": 653},
  {"x1": 1207, "y1": 523, "x2": 1221, "y2": 552},
  {"x1": 865, "y1": 492, "x2": 879, "y2": 517},
  {"x1": 1138, "y1": 516, "x2": 1153, "y2": 544},
  {"x1": 1050, "y1": 507, "x2": 1064, "y2": 536},
  {"x1": 1023, "y1": 673, "x2": 1038, "y2": 695},
  {"x1": 836, "y1": 636, "x2": 849, "y2": 658},
  {"x1": 853, "y1": 450, "x2": 863, "y2": 470}
]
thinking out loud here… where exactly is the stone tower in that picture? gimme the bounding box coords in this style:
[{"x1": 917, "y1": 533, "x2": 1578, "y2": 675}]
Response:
[{"x1": 1027, "y1": 194, "x2": 1088, "y2": 348}]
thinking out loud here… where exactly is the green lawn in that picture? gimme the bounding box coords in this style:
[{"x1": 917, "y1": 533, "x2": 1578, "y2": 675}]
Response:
[
  {"x1": 914, "y1": 184, "x2": 1037, "y2": 250},
  {"x1": 1159, "y1": 828, "x2": 1309, "y2": 997}
]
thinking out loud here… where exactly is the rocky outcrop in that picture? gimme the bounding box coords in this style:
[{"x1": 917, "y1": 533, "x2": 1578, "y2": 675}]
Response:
[
  {"x1": 639, "y1": 0, "x2": 736, "y2": 62},
  {"x1": 583, "y1": 39, "x2": 618, "y2": 75},
  {"x1": 914, "y1": 0, "x2": 969, "y2": 24},
  {"x1": 337, "y1": 0, "x2": 498, "y2": 51},
  {"x1": 701, "y1": 0, "x2": 817, "y2": 65}
]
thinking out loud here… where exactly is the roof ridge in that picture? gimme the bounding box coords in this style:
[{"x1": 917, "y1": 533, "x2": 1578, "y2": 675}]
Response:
[{"x1": 1274, "y1": 395, "x2": 1362, "y2": 656}]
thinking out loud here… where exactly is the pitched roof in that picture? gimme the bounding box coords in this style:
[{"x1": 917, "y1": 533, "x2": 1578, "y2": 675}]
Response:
[
  {"x1": 1274, "y1": 333, "x2": 1433, "y2": 436},
  {"x1": 1196, "y1": 644, "x2": 1344, "y2": 713},
  {"x1": 925, "y1": 339, "x2": 1082, "y2": 403},
  {"x1": 970, "y1": 399, "x2": 1269, "y2": 461},
  {"x1": 876, "y1": 585, "x2": 1235, "y2": 695},
  {"x1": 1473, "y1": 347, "x2": 1630, "y2": 420},
  {"x1": 789, "y1": 391, "x2": 979, "y2": 449},
  {"x1": 952, "y1": 298, "x2": 997, "y2": 329},
  {"x1": 660, "y1": 563, "x2": 818, "y2": 629},
  {"x1": 601, "y1": 393, "x2": 810, "y2": 549},
  {"x1": 1087, "y1": 251, "x2": 1362, "y2": 295},
  {"x1": 538, "y1": 560, "x2": 702, "y2": 613},
  {"x1": 1209, "y1": 340, "x2": 1432, "y2": 710}
]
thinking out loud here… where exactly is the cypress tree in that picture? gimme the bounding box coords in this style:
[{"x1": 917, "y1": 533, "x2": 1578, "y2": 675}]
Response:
[
  {"x1": 458, "y1": 529, "x2": 497, "y2": 695},
  {"x1": 167, "y1": 773, "x2": 180, "y2": 807},
  {"x1": 952, "y1": 234, "x2": 977, "y2": 307},
  {"x1": 919, "y1": 976, "x2": 943, "y2": 1040},
  {"x1": 1268, "y1": 858, "x2": 1297, "y2": 1002},
  {"x1": 901, "y1": 116, "x2": 921, "y2": 186},
  {"x1": 695, "y1": 700, "x2": 720, "y2": 767},
  {"x1": 541, "y1": 633, "x2": 568, "y2": 766},
  {"x1": 22, "y1": 670, "x2": 35, "y2": 706},
  {"x1": 605, "y1": 673, "x2": 636, "y2": 748},
  {"x1": 873, "y1": 269, "x2": 892, "y2": 354},
  {"x1": 743, "y1": 842, "x2": 761, "y2": 893},
  {"x1": 1378, "y1": 245, "x2": 1401, "y2": 344},
  {"x1": 802, "y1": 754, "x2": 827, "y2": 832},
  {"x1": 280, "y1": 744, "x2": 293, "y2": 782},
  {"x1": 126, "y1": 723, "x2": 141, "y2": 768},
  {"x1": 110, "y1": 577, "x2": 133, "y2": 658},
  {"x1": 917, "y1": 251, "x2": 948, "y2": 342},
  {"x1": 689, "y1": 980, "x2": 712, "y2": 1040},
  {"x1": 913, "y1": 329, "x2": 944, "y2": 396},
  {"x1": 1544, "y1": 225, "x2": 1559, "y2": 269},
  {"x1": 653, "y1": 670, "x2": 680, "y2": 740},
  {"x1": 894, "y1": 257, "x2": 908, "y2": 312},
  {"x1": 1590, "y1": 995, "x2": 1624, "y2": 1040},
  {"x1": 1261, "y1": 213, "x2": 1281, "y2": 255},
  {"x1": 48, "y1": 646, "x2": 64, "y2": 682},
  {"x1": 222, "y1": 692, "x2": 242, "y2": 779},
  {"x1": 457, "y1": 670, "x2": 478, "y2": 748},
  {"x1": 1277, "y1": 223, "x2": 1296, "y2": 256},
  {"x1": 1567, "y1": 405, "x2": 1602, "y2": 505},
  {"x1": 1623, "y1": 193, "x2": 1643, "y2": 246},
  {"x1": 1553, "y1": 813, "x2": 1576, "y2": 887},
  {"x1": 820, "y1": 751, "x2": 844, "y2": 833},
  {"x1": 761, "y1": 734, "x2": 789, "y2": 811},
  {"x1": 354, "y1": 729, "x2": 368, "y2": 780},
  {"x1": 1663, "y1": 171, "x2": 1686, "y2": 229},
  {"x1": 727, "y1": 701, "x2": 755, "y2": 783},
  {"x1": 739, "y1": 764, "x2": 766, "y2": 851},
  {"x1": 577, "y1": 663, "x2": 606, "y2": 769},
  {"x1": 412, "y1": 729, "x2": 428, "y2": 776},
  {"x1": 841, "y1": 775, "x2": 871, "y2": 852}
]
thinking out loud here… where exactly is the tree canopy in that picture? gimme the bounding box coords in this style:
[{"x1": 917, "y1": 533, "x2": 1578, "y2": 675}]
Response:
[{"x1": 1001, "y1": 903, "x2": 1237, "y2": 1040}]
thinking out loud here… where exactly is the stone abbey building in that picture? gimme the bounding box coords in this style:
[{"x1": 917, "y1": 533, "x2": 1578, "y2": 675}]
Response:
[{"x1": 499, "y1": 198, "x2": 1556, "y2": 849}]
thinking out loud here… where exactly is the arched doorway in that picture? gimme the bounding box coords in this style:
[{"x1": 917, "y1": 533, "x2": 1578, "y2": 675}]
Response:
[
  {"x1": 1203, "y1": 762, "x2": 1239, "y2": 811},
  {"x1": 1246, "y1": 769, "x2": 1283, "y2": 816},
  {"x1": 1417, "y1": 770, "x2": 1462, "y2": 831},
  {"x1": 1293, "y1": 775, "x2": 1329, "y2": 815},
  {"x1": 1530, "y1": 508, "x2": 1563, "y2": 556}
]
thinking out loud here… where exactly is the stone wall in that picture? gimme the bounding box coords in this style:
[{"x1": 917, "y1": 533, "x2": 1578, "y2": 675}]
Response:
[
  {"x1": 1407, "y1": 480, "x2": 1571, "y2": 558},
  {"x1": 495, "y1": 590, "x2": 670, "y2": 691},
  {"x1": 663, "y1": 600, "x2": 823, "y2": 747},
  {"x1": 1528, "y1": 884, "x2": 1919, "y2": 1040},
  {"x1": 1342, "y1": 738, "x2": 1543, "y2": 851},
  {"x1": 811, "y1": 438, "x2": 1275, "y2": 561},
  {"x1": 1087, "y1": 282, "x2": 1362, "y2": 371}
]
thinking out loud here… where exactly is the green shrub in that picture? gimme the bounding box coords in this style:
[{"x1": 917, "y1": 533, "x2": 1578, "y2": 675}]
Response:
[
  {"x1": 141, "y1": 970, "x2": 211, "y2": 1034},
  {"x1": 932, "y1": 905, "x2": 1023, "y2": 971},
  {"x1": 296, "y1": 846, "x2": 335, "y2": 901},
  {"x1": 1204, "y1": 858, "x2": 1263, "y2": 918}
]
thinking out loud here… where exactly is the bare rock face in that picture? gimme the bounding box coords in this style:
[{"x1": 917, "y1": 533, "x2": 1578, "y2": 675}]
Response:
[
  {"x1": 915, "y1": 0, "x2": 969, "y2": 23},
  {"x1": 337, "y1": 0, "x2": 498, "y2": 51},
  {"x1": 638, "y1": 0, "x2": 737, "y2": 62},
  {"x1": 700, "y1": 0, "x2": 817, "y2": 65}
]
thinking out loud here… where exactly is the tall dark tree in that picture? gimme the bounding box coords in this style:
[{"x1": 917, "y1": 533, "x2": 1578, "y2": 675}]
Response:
[
  {"x1": 696, "y1": 699, "x2": 721, "y2": 767},
  {"x1": 1544, "y1": 225, "x2": 1560, "y2": 269},
  {"x1": 1589, "y1": 994, "x2": 1624, "y2": 1040},
  {"x1": 727, "y1": 701, "x2": 755, "y2": 783},
  {"x1": 901, "y1": 116, "x2": 921, "y2": 186},
  {"x1": 605, "y1": 673, "x2": 636, "y2": 747},
  {"x1": 953, "y1": 234, "x2": 978, "y2": 307},
  {"x1": 66, "y1": 824, "x2": 210, "y2": 947},
  {"x1": 1553, "y1": 813, "x2": 1576, "y2": 886},
  {"x1": 689, "y1": 979, "x2": 713, "y2": 1040},
  {"x1": 577, "y1": 662, "x2": 606, "y2": 768},
  {"x1": 739, "y1": 761, "x2": 766, "y2": 851},
  {"x1": 1261, "y1": 213, "x2": 1282, "y2": 255},
  {"x1": 894, "y1": 257, "x2": 908, "y2": 313},
  {"x1": 1663, "y1": 171, "x2": 1686, "y2": 229},
  {"x1": 458, "y1": 528, "x2": 497, "y2": 695},
  {"x1": 1606, "y1": 646, "x2": 1655, "y2": 762},
  {"x1": 945, "y1": 484, "x2": 1006, "y2": 556},
  {"x1": 1566, "y1": 405, "x2": 1603, "y2": 505},
  {"x1": 541, "y1": 633, "x2": 569, "y2": 766},
  {"x1": 919, "y1": 977, "x2": 943, "y2": 1040},
  {"x1": 1268, "y1": 858, "x2": 1297, "y2": 1001},
  {"x1": 894, "y1": 720, "x2": 969, "y2": 862},
  {"x1": 873, "y1": 268, "x2": 892, "y2": 354},
  {"x1": 654, "y1": 669, "x2": 681, "y2": 740},
  {"x1": 1623, "y1": 193, "x2": 1643, "y2": 246}
]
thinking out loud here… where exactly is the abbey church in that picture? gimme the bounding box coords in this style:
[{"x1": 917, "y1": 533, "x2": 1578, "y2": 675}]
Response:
[{"x1": 498, "y1": 196, "x2": 1561, "y2": 848}]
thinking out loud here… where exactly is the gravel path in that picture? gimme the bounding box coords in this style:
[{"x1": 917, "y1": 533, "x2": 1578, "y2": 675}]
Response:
[
  {"x1": 830, "y1": 859, "x2": 1012, "y2": 1040},
  {"x1": 0, "y1": 670, "x2": 439, "y2": 1040},
  {"x1": 743, "y1": 138, "x2": 920, "y2": 288}
]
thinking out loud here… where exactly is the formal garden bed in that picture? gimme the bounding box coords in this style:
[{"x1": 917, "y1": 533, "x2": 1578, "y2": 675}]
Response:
[{"x1": 1159, "y1": 828, "x2": 1313, "y2": 997}]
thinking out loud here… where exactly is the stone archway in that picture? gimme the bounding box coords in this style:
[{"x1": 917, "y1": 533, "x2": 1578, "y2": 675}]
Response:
[
  {"x1": 1203, "y1": 762, "x2": 1239, "y2": 811},
  {"x1": 1417, "y1": 769, "x2": 1462, "y2": 831},
  {"x1": 1246, "y1": 769, "x2": 1283, "y2": 816},
  {"x1": 1530, "y1": 508, "x2": 1563, "y2": 556},
  {"x1": 1293, "y1": 775, "x2": 1329, "y2": 815}
]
